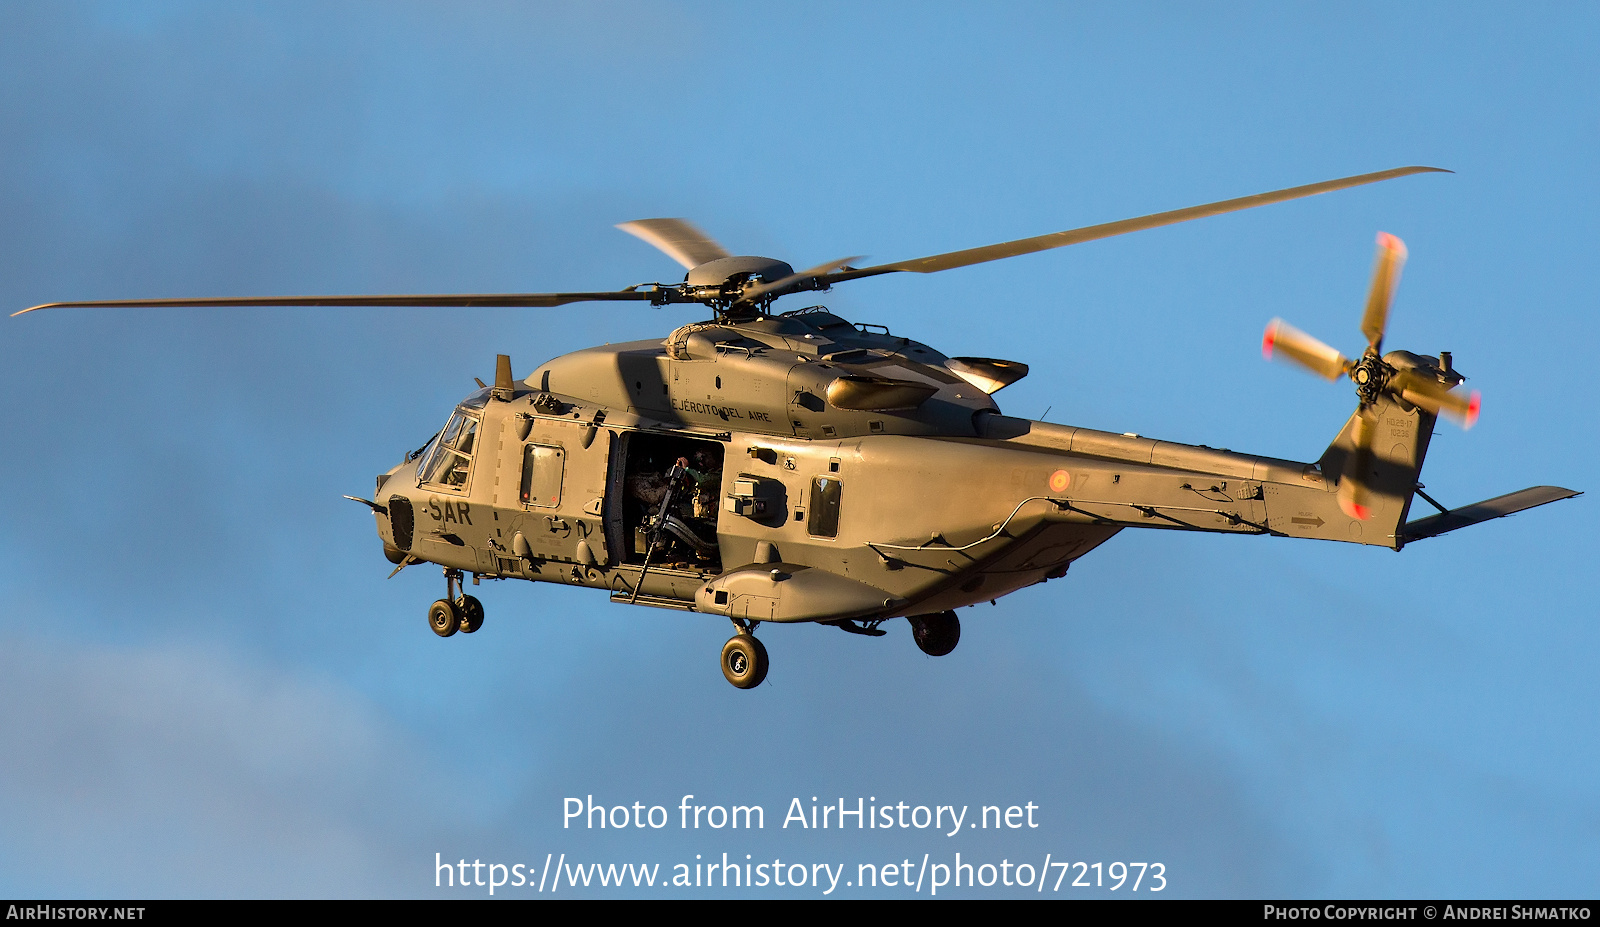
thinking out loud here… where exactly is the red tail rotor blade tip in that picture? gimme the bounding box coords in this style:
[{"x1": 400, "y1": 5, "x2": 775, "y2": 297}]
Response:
[
  {"x1": 1339, "y1": 498, "x2": 1372, "y2": 521},
  {"x1": 1262, "y1": 321, "x2": 1278, "y2": 359},
  {"x1": 1376, "y1": 231, "x2": 1407, "y2": 256},
  {"x1": 1465, "y1": 391, "x2": 1481, "y2": 429}
]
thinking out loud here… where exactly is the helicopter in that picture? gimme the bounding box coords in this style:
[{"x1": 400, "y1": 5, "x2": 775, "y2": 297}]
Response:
[{"x1": 16, "y1": 166, "x2": 1578, "y2": 689}]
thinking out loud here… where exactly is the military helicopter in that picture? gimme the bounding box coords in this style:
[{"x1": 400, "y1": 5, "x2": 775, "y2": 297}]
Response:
[{"x1": 17, "y1": 166, "x2": 1578, "y2": 689}]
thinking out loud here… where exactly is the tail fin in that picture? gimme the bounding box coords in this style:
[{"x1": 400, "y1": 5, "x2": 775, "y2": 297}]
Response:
[{"x1": 1316, "y1": 393, "x2": 1437, "y2": 549}]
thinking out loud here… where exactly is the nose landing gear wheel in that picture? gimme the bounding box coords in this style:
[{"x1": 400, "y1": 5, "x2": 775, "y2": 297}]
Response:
[
  {"x1": 721, "y1": 634, "x2": 769, "y2": 689},
  {"x1": 456, "y1": 594, "x2": 484, "y2": 634},
  {"x1": 429, "y1": 599, "x2": 461, "y2": 637},
  {"x1": 909, "y1": 611, "x2": 960, "y2": 656}
]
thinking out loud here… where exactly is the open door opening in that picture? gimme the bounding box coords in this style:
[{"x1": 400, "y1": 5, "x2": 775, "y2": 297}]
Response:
[{"x1": 613, "y1": 431, "x2": 725, "y2": 572}]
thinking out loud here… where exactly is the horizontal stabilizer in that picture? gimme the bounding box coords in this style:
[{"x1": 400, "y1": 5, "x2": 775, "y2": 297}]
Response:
[{"x1": 1403, "y1": 485, "x2": 1580, "y2": 542}]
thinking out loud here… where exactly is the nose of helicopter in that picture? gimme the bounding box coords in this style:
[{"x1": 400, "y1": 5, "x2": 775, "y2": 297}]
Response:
[{"x1": 371, "y1": 455, "x2": 422, "y2": 565}]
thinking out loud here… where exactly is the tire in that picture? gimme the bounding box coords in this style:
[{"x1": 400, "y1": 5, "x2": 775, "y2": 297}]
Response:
[
  {"x1": 429, "y1": 598, "x2": 461, "y2": 637},
  {"x1": 456, "y1": 595, "x2": 484, "y2": 634},
  {"x1": 721, "y1": 634, "x2": 769, "y2": 689},
  {"x1": 909, "y1": 611, "x2": 960, "y2": 656}
]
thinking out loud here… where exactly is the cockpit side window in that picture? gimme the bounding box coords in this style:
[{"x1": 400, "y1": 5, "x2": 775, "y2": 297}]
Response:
[
  {"x1": 420, "y1": 409, "x2": 480, "y2": 491},
  {"x1": 439, "y1": 414, "x2": 464, "y2": 450}
]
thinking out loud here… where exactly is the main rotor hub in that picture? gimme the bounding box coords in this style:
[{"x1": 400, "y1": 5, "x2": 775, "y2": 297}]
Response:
[
  {"x1": 679, "y1": 255, "x2": 797, "y2": 319},
  {"x1": 684, "y1": 256, "x2": 794, "y2": 288}
]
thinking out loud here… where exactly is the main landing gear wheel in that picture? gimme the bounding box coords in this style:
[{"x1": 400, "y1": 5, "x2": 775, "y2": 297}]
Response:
[
  {"x1": 909, "y1": 611, "x2": 960, "y2": 656},
  {"x1": 429, "y1": 599, "x2": 461, "y2": 637},
  {"x1": 456, "y1": 594, "x2": 484, "y2": 634},
  {"x1": 721, "y1": 634, "x2": 769, "y2": 689}
]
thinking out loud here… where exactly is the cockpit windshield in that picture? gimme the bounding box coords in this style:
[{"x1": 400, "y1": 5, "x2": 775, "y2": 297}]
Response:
[{"x1": 457, "y1": 386, "x2": 492, "y2": 411}]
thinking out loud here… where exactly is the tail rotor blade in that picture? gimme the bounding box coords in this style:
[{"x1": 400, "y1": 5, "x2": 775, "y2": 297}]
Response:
[
  {"x1": 1338, "y1": 407, "x2": 1379, "y2": 520},
  {"x1": 1263, "y1": 318, "x2": 1351, "y2": 381},
  {"x1": 1390, "y1": 369, "x2": 1481, "y2": 428},
  {"x1": 1360, "y1": 232, "x2": 1407, "y2": 351}
]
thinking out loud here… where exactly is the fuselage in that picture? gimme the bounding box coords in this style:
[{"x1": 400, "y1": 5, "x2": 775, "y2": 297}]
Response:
[{"x1": 370, "y1": 309, "x2": 1423, "y2": 625}]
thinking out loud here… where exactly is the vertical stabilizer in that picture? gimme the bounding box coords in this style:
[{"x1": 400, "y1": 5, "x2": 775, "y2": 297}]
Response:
[{"x1": 1317, "y1": 394, "x2": 1437, "y2": 548}]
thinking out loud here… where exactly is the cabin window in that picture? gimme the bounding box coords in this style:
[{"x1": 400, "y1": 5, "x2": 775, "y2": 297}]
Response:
[
  {"x1": 520, "y1": 444, "x2": 565, "y2": 507},
  {"x1": 807, "y1": 476, "x2": 842, "y2": 538}
]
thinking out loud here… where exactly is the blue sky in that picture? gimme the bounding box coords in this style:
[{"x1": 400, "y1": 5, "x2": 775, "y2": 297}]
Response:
[{"x1": 1, "y1": 2, "x2": 1594, "y2": 898}]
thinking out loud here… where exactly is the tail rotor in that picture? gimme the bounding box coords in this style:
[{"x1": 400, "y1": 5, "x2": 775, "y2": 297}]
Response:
[{"x1": 1263, "y1": 233, "x2": 1480, "y2": 520}]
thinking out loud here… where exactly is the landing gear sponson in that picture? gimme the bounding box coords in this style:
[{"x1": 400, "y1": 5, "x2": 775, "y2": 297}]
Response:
[
  {"x1": 420, "y1": 573, "x2": 959, "y2": 688},
  {"x1": 714, "y1": 611, "x2": 957, "y2": 688}
]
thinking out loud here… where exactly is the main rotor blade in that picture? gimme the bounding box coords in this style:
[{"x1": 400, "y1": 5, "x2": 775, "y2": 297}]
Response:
[
  {"x1": 736, "y1": 255, "x2": 865, "y2": 305},
  {"x1": 616, "y1": 218, "x2": 732, "y2": 270},
  {"x1": 1360, "y1": 232, "x2": 1407, "y2": 351},
  {"x1": 12, "y1": 290, "x2": 669, "y2": 316},
  {"x1": 1389, "y1": 368, "x2": 1480, "y2": 428},
  {"x1": 1263, "y1": 318, "x2": 1350, "y2": 381},
  {"x1": 822, "y1": 166, "x2": 1449, "y2": 284}
]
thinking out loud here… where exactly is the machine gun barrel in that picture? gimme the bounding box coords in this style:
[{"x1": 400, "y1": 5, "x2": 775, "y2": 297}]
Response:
[{"x1": 629, "y1": 459, "x2": 689, "y2": 604}]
